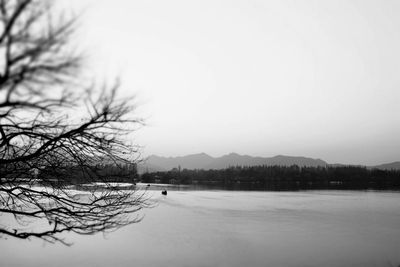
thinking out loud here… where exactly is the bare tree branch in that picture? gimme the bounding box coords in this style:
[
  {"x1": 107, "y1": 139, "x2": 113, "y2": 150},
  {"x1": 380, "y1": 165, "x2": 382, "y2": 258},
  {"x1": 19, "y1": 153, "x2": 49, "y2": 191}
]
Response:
[{"x1": 0, "y1": 0, "x2": 148, "y2": 245}]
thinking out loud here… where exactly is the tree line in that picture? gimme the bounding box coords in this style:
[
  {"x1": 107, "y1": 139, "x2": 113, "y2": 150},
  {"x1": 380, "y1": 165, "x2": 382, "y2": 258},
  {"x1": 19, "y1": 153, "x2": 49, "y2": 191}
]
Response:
[{"x1": 141, "y1": 165, "x2": 400, "y2": 190}]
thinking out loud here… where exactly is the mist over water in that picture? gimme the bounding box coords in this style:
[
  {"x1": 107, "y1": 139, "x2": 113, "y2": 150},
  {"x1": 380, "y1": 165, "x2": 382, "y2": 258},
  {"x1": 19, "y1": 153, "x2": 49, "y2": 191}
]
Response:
[
  {"x1": 1, "y1": 190, "x2": 400, "y2": 267},
  {"x1": 2, "y1": 1, "x2": 400, "y2": 267}
]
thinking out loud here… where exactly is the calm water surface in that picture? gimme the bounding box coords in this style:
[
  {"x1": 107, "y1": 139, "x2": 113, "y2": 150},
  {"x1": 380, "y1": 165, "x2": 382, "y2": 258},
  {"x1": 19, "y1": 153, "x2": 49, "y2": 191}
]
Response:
[{"x1": 1, "y1": 190, "x2": 400, "y2": 267}]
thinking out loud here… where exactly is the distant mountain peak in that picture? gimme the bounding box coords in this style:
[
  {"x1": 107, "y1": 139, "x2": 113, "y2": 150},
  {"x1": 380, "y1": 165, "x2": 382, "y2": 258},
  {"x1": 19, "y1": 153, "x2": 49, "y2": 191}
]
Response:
[
  {"x1": 138, "y1": 153, "x2": 400, "y2": 174},
  {"x1": 373, "y1": 161, "x2": 400, "y2": 170},
  {"x1": 187, "y1": 152, "x2": 213, "y2": 157},
  {"x1": 139, "y1": 152, "x2": 328, "y2": 173}
]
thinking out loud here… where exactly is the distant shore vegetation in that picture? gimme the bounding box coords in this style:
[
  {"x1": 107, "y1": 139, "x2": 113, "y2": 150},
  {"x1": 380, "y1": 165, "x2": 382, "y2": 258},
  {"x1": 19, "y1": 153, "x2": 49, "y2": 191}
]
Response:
[
  {"x1": 4, "y1": 164, "x2": 400, "y2": 191},
  {"x1": 141, "y1": 165, "x2": 400, "y2": 190}
]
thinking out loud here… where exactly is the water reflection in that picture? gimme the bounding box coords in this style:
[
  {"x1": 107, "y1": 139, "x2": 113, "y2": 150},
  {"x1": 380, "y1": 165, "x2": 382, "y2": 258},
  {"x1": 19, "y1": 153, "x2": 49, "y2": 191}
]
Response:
[{"x1": 1, "y1": 190, "x2": 400, "y2": 267}]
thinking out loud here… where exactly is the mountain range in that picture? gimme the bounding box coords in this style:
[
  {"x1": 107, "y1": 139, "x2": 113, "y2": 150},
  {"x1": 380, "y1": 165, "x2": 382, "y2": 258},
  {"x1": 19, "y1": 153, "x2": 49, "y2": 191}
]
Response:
[{"x1": 137, "y1": 153, "x2": 400, "y2": 173}]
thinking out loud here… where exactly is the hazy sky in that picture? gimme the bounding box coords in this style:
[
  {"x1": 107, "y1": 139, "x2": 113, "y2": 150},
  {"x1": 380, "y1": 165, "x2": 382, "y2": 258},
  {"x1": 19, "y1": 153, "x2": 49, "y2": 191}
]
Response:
[{"x1": 63, "y1": 0, "x2": 400, "y2": 165}]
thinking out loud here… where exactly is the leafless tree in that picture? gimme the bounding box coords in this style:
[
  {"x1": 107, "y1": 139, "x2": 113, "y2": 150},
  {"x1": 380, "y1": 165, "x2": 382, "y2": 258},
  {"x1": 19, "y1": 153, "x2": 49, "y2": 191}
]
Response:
[{"x1": 0, "y1": 0, "x2": 149, "y2": 244}]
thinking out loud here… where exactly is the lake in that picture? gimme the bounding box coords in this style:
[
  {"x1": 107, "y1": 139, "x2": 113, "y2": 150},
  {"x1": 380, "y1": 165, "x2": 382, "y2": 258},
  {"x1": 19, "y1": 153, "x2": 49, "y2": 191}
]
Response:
[{"x1": 1, "y1": 190, "x2": 400, "y2": 267}]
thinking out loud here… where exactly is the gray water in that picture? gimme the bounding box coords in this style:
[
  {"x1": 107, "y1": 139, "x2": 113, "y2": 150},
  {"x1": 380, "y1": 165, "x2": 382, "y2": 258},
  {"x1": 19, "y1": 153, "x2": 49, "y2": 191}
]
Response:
[{"x1": 1, "y1": 190, "x2": 400, "y2": 267}]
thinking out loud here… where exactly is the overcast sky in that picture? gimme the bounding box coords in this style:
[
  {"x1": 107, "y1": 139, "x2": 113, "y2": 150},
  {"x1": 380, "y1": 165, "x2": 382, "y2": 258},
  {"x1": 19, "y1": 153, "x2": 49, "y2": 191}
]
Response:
[{"x1": 64, "y1": 0, "x2": 400, "y2": 165}]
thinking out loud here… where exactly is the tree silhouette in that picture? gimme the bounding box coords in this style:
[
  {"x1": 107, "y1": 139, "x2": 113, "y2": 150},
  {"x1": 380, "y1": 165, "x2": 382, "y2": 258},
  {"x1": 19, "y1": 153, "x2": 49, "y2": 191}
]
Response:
[{"x1": 0, "y1": 0, "x2": 149, "y2": 244}]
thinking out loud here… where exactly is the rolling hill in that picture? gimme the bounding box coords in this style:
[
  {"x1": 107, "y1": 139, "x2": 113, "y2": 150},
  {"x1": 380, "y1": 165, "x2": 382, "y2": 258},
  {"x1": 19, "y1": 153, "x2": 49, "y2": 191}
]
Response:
[{"x1": 138, "y1": 153, "x2": 328, "y2": 173}]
